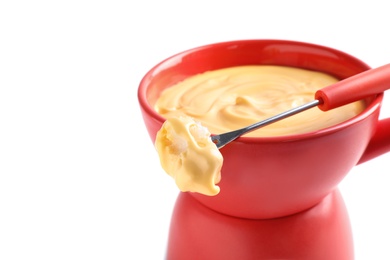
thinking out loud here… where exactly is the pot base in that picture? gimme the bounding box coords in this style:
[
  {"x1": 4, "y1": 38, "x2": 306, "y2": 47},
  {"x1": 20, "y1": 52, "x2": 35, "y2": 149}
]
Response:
[{"x1": 166, "y1": 189, "x2": 353, "y2": 260}]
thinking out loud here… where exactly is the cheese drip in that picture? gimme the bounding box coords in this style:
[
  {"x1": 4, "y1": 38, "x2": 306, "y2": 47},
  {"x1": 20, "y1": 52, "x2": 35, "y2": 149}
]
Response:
[{"x1": 155, "y1": 116, "x2": 223, "y2": 196}]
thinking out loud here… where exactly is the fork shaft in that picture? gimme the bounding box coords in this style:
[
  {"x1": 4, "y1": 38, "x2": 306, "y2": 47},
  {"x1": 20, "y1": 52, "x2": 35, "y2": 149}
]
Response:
[
  {"x1": 211, "y1": 100, "x2": 321, "y2": 148},
  {"x1": 244, "y1": 100, "x2": 321, "y2": 133}
]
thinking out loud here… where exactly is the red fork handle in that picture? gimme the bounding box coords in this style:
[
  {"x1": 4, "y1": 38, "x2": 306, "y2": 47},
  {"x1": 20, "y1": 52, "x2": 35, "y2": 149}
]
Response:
[
  {"x1": 315, "y1": 63, "x2": 390, "y2": 163},
  {"x1": 315, "y1": 63, "x2": 390, "y2": 111}
]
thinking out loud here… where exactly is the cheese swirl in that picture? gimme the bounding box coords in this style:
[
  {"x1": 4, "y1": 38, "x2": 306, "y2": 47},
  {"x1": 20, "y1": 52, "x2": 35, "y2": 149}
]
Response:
[{"x1": 155, "y1": 65, "x2": 364, "y2": 137}]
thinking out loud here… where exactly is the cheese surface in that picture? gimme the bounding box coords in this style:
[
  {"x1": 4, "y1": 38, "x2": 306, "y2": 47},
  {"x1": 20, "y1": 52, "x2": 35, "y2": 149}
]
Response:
[{"x1": 155, "y1": 65, "x2": 364, "y2": 137}]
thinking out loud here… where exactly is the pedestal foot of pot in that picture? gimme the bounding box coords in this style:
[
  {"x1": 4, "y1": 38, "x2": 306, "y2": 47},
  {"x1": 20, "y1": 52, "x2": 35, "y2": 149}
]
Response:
[{"x1": 166, "y1": 189, "x2": 353, "y2": 260}]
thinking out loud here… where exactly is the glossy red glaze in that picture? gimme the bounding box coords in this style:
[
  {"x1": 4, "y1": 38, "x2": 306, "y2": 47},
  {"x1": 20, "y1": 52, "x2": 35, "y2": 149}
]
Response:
[
  {"x1": 138, "y1": 39, "x2": 390, "y2": 219},
  {"x1": 167, "y1": 190, "x2": 354, "y2": 260}
]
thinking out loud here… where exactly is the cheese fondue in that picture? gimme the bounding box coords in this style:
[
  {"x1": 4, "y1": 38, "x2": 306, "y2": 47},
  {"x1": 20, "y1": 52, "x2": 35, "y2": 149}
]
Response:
[{"x1": 154, "y1": 65, "x2": 365, "y2": 195}]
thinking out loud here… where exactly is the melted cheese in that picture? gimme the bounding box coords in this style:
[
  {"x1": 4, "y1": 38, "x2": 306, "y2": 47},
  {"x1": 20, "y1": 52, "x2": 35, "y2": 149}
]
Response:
[{"x1": 155, "y1": 65, "x2": 364, "y2": 137}]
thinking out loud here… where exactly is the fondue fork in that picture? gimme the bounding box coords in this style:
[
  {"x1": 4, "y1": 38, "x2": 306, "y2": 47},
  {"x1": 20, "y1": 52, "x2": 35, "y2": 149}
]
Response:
[{"x1": 211, "y1": 63, "x2": 390, "y2": 148}]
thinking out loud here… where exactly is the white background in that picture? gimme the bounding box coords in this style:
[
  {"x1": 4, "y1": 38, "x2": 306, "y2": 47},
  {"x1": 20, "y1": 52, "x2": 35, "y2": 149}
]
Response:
[{"x1": 1, "y1": 1, "x2": 389, "y2": 259}]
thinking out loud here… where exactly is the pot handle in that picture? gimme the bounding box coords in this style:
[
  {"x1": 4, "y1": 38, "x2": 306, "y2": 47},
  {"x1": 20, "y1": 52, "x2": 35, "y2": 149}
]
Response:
[{"x1": 358, "y1": 117, "x2": 390, "y2": 164}]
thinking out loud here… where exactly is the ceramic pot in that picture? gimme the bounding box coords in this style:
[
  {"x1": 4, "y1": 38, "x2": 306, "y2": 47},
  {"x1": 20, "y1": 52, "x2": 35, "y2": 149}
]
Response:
[{"x1": 138, "y1": 39, "x2": 390, "y2": 219}]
